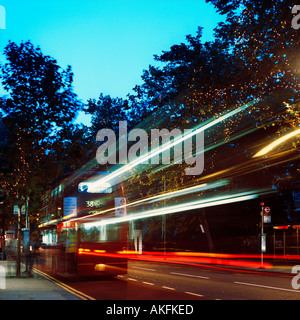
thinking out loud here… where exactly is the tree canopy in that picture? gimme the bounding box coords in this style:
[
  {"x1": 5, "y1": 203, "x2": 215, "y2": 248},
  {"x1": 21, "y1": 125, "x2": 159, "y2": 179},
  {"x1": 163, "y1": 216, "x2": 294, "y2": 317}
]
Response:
[{"x1": 0, "y1": 41, "x2": 83, "y2": 228}]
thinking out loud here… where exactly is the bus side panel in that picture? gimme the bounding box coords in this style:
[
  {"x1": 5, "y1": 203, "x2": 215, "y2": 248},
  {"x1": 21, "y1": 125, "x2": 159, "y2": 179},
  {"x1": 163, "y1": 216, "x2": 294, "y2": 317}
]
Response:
[
  {"x1": 77, "y1": 242, "x2": 128, "y2": 277},
  {"x1": 40, "y1": 245, "x2": 66, "y2": 274}
]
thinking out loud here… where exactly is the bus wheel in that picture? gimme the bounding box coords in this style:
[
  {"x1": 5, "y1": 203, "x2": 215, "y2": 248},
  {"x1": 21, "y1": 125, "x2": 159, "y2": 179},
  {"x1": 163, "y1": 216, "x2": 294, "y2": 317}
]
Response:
[{"x1": 52, "y1": 257, "x2": 57, "y2": 275}]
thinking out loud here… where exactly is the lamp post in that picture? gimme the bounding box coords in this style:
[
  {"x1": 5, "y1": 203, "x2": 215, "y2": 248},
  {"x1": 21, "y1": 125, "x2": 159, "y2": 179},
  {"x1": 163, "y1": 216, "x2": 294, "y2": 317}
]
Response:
[
  {"x1": 260, "y1": 201, "x2": 265, "y2": 268},
  {"x1": 163, "y1": 181, "x2": 166, "y2": 260},
  {"x1": 16, "y1": 205, "x2": 21, "y2": 277}
]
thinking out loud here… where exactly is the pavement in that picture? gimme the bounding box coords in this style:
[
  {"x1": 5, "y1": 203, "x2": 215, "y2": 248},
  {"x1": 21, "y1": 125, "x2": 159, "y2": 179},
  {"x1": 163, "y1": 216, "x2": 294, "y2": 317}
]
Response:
[{"x1": 0, "y1": 260, "x2": 82, "y2": 300}]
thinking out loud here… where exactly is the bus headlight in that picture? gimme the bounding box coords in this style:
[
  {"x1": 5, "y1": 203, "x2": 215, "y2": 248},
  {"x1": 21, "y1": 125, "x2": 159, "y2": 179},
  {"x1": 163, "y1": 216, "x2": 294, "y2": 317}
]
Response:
[{"x1": 94, "y1": 264, "x2": 106, "y2": 272}]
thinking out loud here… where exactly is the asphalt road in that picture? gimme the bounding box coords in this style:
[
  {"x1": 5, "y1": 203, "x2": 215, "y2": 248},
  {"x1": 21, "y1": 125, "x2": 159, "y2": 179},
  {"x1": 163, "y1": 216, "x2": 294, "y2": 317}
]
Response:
[
  {"x1": 123, "y1": 260, "x2": 300, "y2": 300},
  {"x1": 52, "y1": 260, "x2": 300, "y2": 300}
]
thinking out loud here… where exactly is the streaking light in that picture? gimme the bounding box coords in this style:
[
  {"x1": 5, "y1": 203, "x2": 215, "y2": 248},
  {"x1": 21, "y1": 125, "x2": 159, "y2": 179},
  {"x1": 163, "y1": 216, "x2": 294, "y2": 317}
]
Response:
[
  {"x1": 253, "y1": 127, "x2": 300, "y2": 158},
  {"x1": 71, "y1": 180, "x2": 229, "y2": 223},
  {"x1": 131, "y1": 180, "x2": 228, "y2": 206},
  {"x1": 95, "y1": 100, "x2": 258, "y2": 186},
  {"x1": 84, "y1": 188, "x2": 273, "y2": 229}
]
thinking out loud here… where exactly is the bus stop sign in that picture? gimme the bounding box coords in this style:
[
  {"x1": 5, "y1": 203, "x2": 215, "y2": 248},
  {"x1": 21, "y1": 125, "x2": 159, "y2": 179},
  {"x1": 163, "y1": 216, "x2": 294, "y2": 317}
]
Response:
[{"x1": 263, "y1": 206, "x2": 271, "y2": 223}]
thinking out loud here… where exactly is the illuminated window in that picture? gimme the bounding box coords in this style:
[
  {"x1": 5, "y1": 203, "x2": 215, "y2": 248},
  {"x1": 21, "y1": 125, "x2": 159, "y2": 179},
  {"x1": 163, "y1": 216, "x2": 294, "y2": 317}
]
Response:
[{"x1": 80, "y1": 224, "x2": 123, "y2": 242}]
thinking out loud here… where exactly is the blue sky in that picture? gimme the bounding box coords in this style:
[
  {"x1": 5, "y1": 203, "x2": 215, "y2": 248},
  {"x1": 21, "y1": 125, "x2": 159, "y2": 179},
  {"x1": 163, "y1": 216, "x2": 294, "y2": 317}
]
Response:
[{"x1": 0, "y1": 0, "x2": 223, "y2": 124}]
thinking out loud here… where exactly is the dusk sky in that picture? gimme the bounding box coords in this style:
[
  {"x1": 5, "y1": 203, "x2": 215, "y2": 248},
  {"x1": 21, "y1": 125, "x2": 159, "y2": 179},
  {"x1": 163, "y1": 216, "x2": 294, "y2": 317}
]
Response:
[{"x1": 0, "y1": 0, "x2": 223, "y2": 124}]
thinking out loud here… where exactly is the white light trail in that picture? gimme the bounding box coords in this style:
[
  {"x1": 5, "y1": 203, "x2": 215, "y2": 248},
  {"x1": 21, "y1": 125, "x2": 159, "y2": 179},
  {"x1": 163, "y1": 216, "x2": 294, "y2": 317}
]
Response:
[
  {"x1": 95, "y1": 100, "x2": 258, "y2": 185},
  {"x1": 84, "y1": 188, "x2": 273, "y2": 229},
  {"x1": 132, "y1": 179, "x2": 229, "y2": 206},
  {"x1": 70, "y1": 179, "x2": 229, "y2": 223}
]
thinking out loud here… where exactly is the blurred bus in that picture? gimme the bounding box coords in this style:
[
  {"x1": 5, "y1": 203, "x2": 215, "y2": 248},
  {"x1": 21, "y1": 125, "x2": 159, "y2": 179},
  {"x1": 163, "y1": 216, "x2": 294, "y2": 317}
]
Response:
[{"x1": 38, "y1": 172, "x2": 130, "y2": 277}]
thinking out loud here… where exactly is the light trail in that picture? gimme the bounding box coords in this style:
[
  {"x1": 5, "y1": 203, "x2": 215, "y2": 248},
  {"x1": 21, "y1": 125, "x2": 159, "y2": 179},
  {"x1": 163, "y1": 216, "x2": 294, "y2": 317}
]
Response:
[
  {"x1": 77, "y1": 249, "x2": 300, "y2": 271},
  {"x1": 144, "y1": 125, "x2": 260, "y2": 176},
  {"x1": 55, "y1": 98, "x2": 300, "y2": 230},
  {"x1": 93, "y1": 100, "x2": 259, "y2": 186},
  {"x1": 131, "y1": 179, "x2": 228, "y2": 206},
  {"x1": 70, "y1": 179, "x2": 229, "y2": 223},
  {"x1": 83, "y1": 188, "x2": 274, "y2": 228},
  {"x1": 194, "y1": 148, "x2": 300, "y2": 185},
  {"x1": 253, "y1": 127, "x2": 300, "y2": 157}
]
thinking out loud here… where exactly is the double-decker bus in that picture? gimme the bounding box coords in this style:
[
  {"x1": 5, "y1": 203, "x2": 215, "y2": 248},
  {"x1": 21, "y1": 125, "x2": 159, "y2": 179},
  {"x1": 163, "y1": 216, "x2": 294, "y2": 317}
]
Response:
[{"x1": 38, "y1": 172, "x2": 130, "y2": 277}]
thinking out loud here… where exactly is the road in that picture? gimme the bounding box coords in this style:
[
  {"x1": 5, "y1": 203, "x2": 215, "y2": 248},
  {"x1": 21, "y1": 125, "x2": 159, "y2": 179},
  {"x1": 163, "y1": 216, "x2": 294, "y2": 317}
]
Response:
[
  {"x1": 124, "y1": 260, "x2": 299, "y2": 300},
  {"x1": 42, "y1": 260, "x2": 300, "y2": 300}
]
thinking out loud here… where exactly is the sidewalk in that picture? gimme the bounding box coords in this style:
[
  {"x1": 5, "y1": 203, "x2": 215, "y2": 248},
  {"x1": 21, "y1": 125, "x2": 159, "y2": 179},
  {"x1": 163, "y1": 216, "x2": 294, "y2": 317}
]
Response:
[{"x1": 0, "y1": 261, "x2": 82, "y2": 300}]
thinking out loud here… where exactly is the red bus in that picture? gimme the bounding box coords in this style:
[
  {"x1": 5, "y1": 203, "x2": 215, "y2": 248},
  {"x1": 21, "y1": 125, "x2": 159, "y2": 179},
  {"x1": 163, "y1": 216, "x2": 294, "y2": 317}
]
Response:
[{"x1": 39, "y1": 172, "x2": 130, "y2": 277}]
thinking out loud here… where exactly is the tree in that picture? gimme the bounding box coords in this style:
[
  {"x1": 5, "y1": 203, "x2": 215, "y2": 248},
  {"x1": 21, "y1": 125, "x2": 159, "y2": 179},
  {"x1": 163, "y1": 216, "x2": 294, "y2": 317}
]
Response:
[
  {"x1": 121, "y1": 1, "x2": 300, "y2": 249},
  {"x1": 0, "y1": 40, "x2": 82, "y2": 196},
  {"x1": 129, "y1": 0, "x2": 299, "y2": 183},
  {"x1": 0, "y1": 41, "x2": 82, "y2": 271},
  {"x1": 48, "y1": 122, "x2": 96, "y2": 173},
  {"x1": 131, "y1": 27, "x2": 238, "y2": 127},
  {"x1": 0, "y1": 41, "x2": 81, "y2": 135},
  {"x1": 205, "y1": 0, "x2": 300, "y2": 220},
  {"x1": 85, "y1": 94, "x2": 130, "y2": 135}
]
